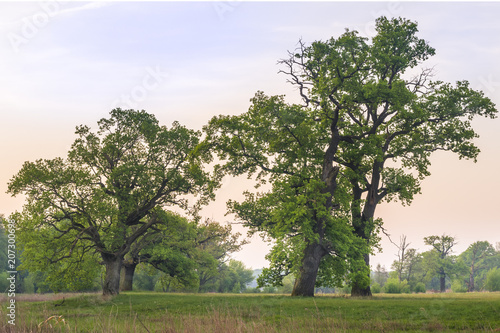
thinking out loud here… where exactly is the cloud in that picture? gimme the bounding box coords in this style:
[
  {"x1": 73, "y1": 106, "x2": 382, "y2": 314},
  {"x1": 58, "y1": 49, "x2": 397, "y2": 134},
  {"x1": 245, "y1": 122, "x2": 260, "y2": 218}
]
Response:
[
  {"x1": 55, "y1": 2, "x2": 111, "y2": 17},
  {"x1": 0, "y1": 2, "x2": 111, "y2": 30}
]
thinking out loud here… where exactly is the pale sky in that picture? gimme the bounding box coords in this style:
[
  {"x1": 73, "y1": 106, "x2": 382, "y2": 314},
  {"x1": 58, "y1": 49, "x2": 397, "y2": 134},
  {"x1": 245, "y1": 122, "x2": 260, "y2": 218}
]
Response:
[{"x1": 1, "y1": 1, "x2": 499, "y2": 271}]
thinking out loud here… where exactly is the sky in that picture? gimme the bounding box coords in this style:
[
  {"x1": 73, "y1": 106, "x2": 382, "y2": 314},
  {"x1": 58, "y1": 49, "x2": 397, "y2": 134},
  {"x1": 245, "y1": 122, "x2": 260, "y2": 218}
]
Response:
[{"x1": 0, "y1": 1, "x2": 499, "y2": 271}]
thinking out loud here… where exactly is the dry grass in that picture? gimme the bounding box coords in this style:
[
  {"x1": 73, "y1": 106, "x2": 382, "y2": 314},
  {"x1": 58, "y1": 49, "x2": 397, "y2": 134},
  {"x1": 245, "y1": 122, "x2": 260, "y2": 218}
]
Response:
[
  {"x1": 0, "y1": 292, "x2": 99, "y2": 304},
  {"x1": 0, "y1": 308, "x2": 349, "y2": 333},
  {"x1": 1, "y1": 292, "x2": 499, "y2": 332}
]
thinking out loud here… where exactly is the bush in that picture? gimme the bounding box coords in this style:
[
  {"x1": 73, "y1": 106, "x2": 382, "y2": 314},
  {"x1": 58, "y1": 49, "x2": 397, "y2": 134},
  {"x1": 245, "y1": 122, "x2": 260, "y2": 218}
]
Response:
[
  {"x1": 401, "y1": 284, "x2": 411, "y2": 294},
  {"x1": 414, "y1": 282, "x2": 426, "y2": 293},
  {"x1": 451, "y1": 280, "x2": 467, "y2": 293},
  {"x1": 384, "y1": 278, "x2": 401, "y2": 294},
  {"x1": 244, "y1": 287, "x2": 261, "y2": 293},
  {"x1": 262, "y1": 286, "x2": 277, "y2": 293},
  {"x1": 484, "y1": 268, "x2": 500, "y2": 292},
  {"x1": 371, "y1": 282, "x2": 382, "y2": 294},
  {"x1": 382, "y1": 278, "x2": 410, "y2": 294}
]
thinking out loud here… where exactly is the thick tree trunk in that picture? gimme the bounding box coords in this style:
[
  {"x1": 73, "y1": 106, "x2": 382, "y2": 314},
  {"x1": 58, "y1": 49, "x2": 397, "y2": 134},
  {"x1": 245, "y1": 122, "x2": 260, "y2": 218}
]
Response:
[
  {"x1": 351, "y1": 253, "x2": 372, "y2": 297},
  {"x1": 440, "y1": 274, "x2": 446, "y2": 293},
  {"x1": 102, "y1": 254, "x2": 123, "y2": 296},
  {"x1": 291, "y1": 242, "x2": 325, "y2": 297},
  {"x1": 468, "y1": 264, "x2": 475, "y2": 292},
  {"x1": 120, "y1": 262, "x2": 137, "y2": 292},
  {"x1": 350, "y1": 173, "x2": 381, "y2": 297}
]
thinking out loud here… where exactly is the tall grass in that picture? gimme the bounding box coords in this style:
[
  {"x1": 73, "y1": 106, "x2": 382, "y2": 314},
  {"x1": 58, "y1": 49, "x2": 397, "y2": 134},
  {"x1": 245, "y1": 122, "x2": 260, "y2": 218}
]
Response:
[{"x1": 1, "y1": 292, "x2": 499, "y2": 332}]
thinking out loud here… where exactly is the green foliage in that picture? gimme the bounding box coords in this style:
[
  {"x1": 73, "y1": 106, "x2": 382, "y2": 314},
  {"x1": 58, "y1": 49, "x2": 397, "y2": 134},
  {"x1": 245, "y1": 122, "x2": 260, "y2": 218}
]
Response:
[
  {"x1": 204, "y1": 16, "x2": 497, "y2": 296},
  {"x1": 0, "y1": 225, "x2": 9, "y2": 272},
  {"x1": 484, "y1": 268, "x2": 500, "y2": 292},
  {"x1": 391, "y1": 236, "x2": 423, "y2": 292},
  {"x1": 278, "y1": 275, "x2": 295, "y2": 294},
  {"x1": 198, "y1": 259, "x2": 254, "y2": 293},
  {"x1": 125, "y1": 216, "x2": 248, "y2": 293},
  {"x1": 8, "y1": 109, "x2": 217, "y2": 294},
  {"x1": 383, "y1": 277, "x2": 409, "y2": 294},
  {"x1": 127, "y1": 211, "x2": 201, "y2": 291},
  {"x1": 458, "y1": 241, "x2": 497, "y2": 291},
  {"x1": 194, "y1": 221, "x2": 248, "y2": 292},
  {"x1": 371, "y1": 282, "x2": 382, "y2": 294},
  {"x1": 414, "y1": 282, "x2": 426, "y2": 294},
  {"x1": 133, "y1": 264, "x2": 159, "y2": 291},
  {"x1": 12, "y1": 214, "x2": 103, "y2": 292},
  {"x1": 421, "y1": 235, "x2": 467, "y2": 292},
  {"x1": 451, "y1": 279, "x2": 467, "y2": 293}
]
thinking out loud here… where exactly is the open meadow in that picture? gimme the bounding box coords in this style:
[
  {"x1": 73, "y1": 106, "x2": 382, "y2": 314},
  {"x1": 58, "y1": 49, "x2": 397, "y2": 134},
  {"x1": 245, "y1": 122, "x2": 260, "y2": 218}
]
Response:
[{"x1": 1, "y1": 292, "x2": 500, "y2": 332}]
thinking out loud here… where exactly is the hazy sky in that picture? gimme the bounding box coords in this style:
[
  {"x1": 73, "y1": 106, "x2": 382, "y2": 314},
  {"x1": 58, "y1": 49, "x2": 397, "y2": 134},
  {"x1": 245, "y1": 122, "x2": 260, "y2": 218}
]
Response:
[{"x1": 1, "y1": 1, "x2": 499, "y2": 270}]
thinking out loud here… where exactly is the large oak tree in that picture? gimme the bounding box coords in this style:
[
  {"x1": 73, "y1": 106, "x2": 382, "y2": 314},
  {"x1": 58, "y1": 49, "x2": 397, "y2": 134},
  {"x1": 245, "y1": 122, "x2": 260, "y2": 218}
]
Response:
[
  {"x1": 8, "y1": 109, "x2": 217, "y2": 295},
  {"x1": 459, "y1": 241, "x2": 497, "y2": 292},
  {"x1": 205, "y1": 17, "x2": 497, "y2": 297}
]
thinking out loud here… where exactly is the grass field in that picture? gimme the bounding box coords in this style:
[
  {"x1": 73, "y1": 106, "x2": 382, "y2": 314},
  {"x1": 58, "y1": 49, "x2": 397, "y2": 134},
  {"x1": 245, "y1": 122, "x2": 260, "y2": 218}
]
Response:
[{"x1": 1, "y1": 292, "x2": 500, "y2": 332}]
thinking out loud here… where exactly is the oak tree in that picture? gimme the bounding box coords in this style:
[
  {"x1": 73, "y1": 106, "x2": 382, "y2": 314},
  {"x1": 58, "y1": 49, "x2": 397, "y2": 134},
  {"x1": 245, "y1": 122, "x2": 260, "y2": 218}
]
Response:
[
  {"x1": 8, "y1": 109, "x2": 216, "y2": 295},
  {"x1": 194, "y1": 220, "x2": 247, "y2": 291},
  {"x1": 206, "y1": 16, "x2": 497, "y2": 297},
  {"x1": 459, "y1": 241, "x2": 497, "y2": 292},
  {"x1": 280, "y1": 17, "x2": 497, "y2": 296},
  {"x1": 204, "y1": 91, "x2": 367, "y2": 297},
  {"x1": 423, "y1": 235, "x2": 462, "y2": 292}
]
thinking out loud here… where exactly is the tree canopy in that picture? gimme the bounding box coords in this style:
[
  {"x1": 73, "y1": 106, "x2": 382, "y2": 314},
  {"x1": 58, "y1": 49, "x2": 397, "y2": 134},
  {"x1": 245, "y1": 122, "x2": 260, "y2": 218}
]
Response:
[
  {"x1": 459, "y1": 241, "x2": 497, "y2": 292},
  {"x1": 422, "y1": 235, "x2": 466, "y2": 293},
  {"x1": 8, "y1": 109, "x2": 218, "y2": 295},
  {"x1": 204, "y1": 16, "x2": 497, "y2": 296}
]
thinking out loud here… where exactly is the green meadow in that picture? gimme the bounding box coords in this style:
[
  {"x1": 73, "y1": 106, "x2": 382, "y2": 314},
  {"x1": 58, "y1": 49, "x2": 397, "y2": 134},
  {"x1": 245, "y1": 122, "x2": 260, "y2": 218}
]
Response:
[{"x1": 1, "y1": 292, "x2": 500, "y2": 332}]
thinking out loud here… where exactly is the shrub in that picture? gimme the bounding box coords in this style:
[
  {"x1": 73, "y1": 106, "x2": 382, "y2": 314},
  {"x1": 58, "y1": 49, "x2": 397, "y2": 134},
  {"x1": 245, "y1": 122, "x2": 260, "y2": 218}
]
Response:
[
  {"x1": 484, "y1": 268, "x2": 500, "y2": 292},
  {"x1": 451, "y1": 280, "x2": 467, "y2": 293},
  {"x1": 414, "y1": 282, "x2": 426, "y2": 293},
  {"x1": 401, "y1": 284, "x2": 411, "y2": 294},
  {"x1": 371, "y1": 282, "x2": 382, "y2": 294},
  {"x1": 244, "y1": 287, "x2": 261, "y2": 293},
  {"x1": 262, "y1": 286, "x2": 277, "y2": 293},
  {"x1": 384, "y1": 278, "x2": 401, "y2": 294}
]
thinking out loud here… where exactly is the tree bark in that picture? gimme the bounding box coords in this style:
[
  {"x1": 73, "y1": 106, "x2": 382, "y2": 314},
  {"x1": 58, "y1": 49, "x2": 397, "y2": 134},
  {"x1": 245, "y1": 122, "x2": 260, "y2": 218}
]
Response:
[
  {"x1": 468, "y1": 273, "x2": 474, "y2": 292},
  {"x1": 350, "y1": 209, "x2": 374, "y2": 296},
  {"x1": 468, "y1": 262, "x2": 475, "y2": 292},
  {"x1": 349, "y1": 166, "x2": 382, "y2": 297},
  {"x1": 351, "y1": 253, "x2": 373, "y2": 297},
  {"x1": 120, "y1": 261, "x2": 137, "y2": 292},
  {"x1": 440, "y1": 271, "x2": 446, "y2": 293},
  {"x1": 291, "y1": 242, "x2": 325, "y2": 297},
  {"x1": 102, "y1": 254, "x2": 123, "y2": 296}
]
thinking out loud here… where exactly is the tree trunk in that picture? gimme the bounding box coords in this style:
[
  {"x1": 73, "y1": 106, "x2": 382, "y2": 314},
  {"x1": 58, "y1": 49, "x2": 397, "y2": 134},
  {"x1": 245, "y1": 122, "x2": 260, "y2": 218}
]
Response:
[
  {"x1": 350, "y1": 174, "x2": 380, "y2": 298},
  {"x1": 351, "y1": 253, "x2": 372, "y2": 297},
  {"x1": 440, "y1": 277, "x2": 446, "y2": 293},
  {"x1": 468, "y1": 264, "x2": 475, "y2": 292},
  {"x1": 291, "y1": 242, "x2": 325, "y2": 297},
  {"x1": 102, "y1": 254, "x2": 123, "y2": 296},
  {"x1": 440, "y1": 269, "x2": 446, "y2": 293},
  {"x1": 120, "y1": 262, "x2": 137, "y2": 291}
]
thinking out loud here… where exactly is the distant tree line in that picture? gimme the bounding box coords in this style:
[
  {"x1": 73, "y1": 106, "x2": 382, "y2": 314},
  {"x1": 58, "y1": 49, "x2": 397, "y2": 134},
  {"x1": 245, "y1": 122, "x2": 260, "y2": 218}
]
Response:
[{"x1": 370, "y1": 235, "x2": 500, "y2": 294}]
